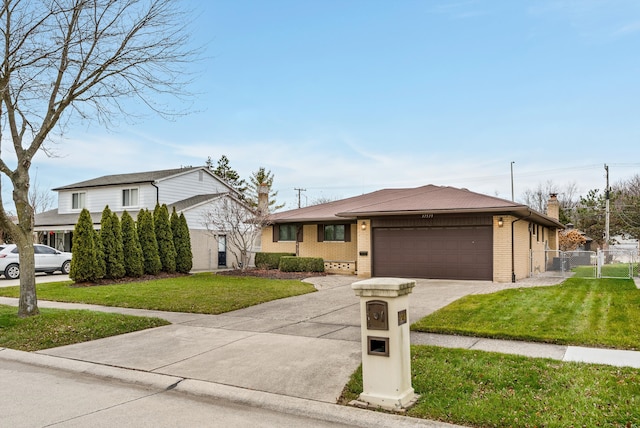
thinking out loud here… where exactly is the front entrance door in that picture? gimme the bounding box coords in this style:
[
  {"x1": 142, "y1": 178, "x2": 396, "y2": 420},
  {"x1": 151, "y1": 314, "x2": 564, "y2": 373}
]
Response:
[{"x1": 218, "y1": 235, "x2": 227, "y2": 267}]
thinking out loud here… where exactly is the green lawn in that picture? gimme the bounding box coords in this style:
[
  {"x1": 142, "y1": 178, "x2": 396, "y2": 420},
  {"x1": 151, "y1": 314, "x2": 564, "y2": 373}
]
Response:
[
  {"x1": 342, "y1": 346, "x2": 640, "y2": 427},
  {"x1": 411, "y1": 277, "x2": 640, "y2": 350},
  {"x1": 0, "y1": 273, "x2": 316, "y2": 314},
  {"x1": 0, "y1": 304, "x2": 169, "y2": 351},
  {"x1": 343, "y1": 276, "x2": 640, "y2": 426},
  {"x1": 572, "y1": 263, "x2": 636, "y2": 278}
]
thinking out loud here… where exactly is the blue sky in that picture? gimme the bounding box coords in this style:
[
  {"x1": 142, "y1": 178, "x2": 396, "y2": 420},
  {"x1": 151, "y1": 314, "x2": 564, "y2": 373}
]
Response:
[{"x1": 18, "y1": 0, "x2": 640, "y2": 211}]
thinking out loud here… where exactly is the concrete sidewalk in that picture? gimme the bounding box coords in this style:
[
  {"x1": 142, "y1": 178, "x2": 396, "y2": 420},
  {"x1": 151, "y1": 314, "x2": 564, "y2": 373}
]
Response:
[{"x1": 2, "y1": 274, "x2": 640, "y2": 426}]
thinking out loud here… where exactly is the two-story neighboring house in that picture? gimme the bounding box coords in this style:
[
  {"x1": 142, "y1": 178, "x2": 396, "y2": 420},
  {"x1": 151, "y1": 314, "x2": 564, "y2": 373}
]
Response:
[{"x1": 34, "y1": 166, "x2": 255, "y2": 271}]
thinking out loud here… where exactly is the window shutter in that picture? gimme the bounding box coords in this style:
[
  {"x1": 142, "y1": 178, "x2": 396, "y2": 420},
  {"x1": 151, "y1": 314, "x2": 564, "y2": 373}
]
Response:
[
  {"x1": 273, "y1": 224, "x2": 279, "y2": 242},
  {"x1": 297, "y1": 225, "x2": 304, "y2": 242},
  {"x1": 317, "y1": 224, "x2": 324, "y2": 242},
  {"x1": 344, "y1": 224, "x2": 351, "y2": 242}
]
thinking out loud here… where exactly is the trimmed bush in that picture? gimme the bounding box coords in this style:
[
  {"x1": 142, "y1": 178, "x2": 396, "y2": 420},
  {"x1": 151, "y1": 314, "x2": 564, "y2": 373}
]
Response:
[
  {"x1": 279, "y1": 256, "x2": 324, "y2": 272},
  {"x1": 154, "y1": 203, "x2": 176, "y2": 273},
  {"x1": 94, "y1": 229, "x2": 106, "y2": 279},
  {"x1": 69, "y1": 209, "x2": 102, "y2": 282},
  {"x1": 100, "y1": 206, "x2": 125, "y2": 279},
  {"x1": 255, "y1": 252, "x2": 296, "y2": 269},
  {"x1": 121, "y1": 211, "x2": 144, "y2": 278},
  {"x1": 171, "y1": 208, "x2": 193, "y2": 274},
  {"x1": 137, "y1": 209, "x2": 161, "y2": 275}
]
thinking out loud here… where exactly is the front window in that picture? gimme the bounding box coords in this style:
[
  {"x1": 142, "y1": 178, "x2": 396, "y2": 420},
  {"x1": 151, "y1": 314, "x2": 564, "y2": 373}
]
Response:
[
  {"x1": 72, "y1": 192, "x2": 86, "y2": 210},
  {"x1": 279, "y1": 224, "x2": 298, "y2": 241},
  {"x1": 324, "y1": 224, "x2": 345, "y2": 241},
  {"x1": 122, "y1": 188, "x2": 139, "y2": 207}
]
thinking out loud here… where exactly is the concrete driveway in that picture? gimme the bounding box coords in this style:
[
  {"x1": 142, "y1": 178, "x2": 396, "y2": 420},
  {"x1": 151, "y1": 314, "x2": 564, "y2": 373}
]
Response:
[{"x1": 30, "y1": 275, "x2": 547, "y2": 404}]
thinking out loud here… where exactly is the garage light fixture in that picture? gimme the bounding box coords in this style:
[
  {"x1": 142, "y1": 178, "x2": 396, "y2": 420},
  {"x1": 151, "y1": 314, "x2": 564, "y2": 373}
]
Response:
[
  {"x1": 498, "y1": 217, "x2": 504, "y2": 228},
  {"x1": 361, "y1": 221, "x2": 367, "y2": 230}
]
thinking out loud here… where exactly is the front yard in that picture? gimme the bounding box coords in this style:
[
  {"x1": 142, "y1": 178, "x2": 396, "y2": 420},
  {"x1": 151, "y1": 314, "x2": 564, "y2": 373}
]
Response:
[
  {"x1": 343, "y1": 277, "x2": 640, "y2": 427},
  {"x1": 412, "y1": 277, "x2": 640, "y2": 350},
  {"x1": 342, "y1": 346, "x2": 640, "y2": 427},
  {"x1": 0, "y1": 272, "x2": 316, "y2": 314},
  {"x1": 0, "y1": 272, "x2": 316, "y2": 351},
  {"x1": 0, "y1": 305, "x2": 169, "y2": 351},
  {"x1": 3, "y1": 272, "x2": 640, "y2": 426}
]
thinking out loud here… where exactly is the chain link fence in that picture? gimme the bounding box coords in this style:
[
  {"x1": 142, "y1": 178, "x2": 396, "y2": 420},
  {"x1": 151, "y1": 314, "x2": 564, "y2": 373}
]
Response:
[
  {"x1": 532, "y1": 249, "x2": 638, "y2": 280},
  {"x1": 597, "y1": 249, "x2": 639, "y2": 279}
]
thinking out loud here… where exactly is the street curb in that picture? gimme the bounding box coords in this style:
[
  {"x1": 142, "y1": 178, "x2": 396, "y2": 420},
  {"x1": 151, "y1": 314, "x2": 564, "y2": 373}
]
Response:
[
  {"x1": 0, "y1": 348, "x2": 461, "y2": 428},
  {"x1": 174, "y1": 379, "x2": 459, "y2": 428},
  {"x1": 0, "y1": 347, "x2": 182, "y2": 390}
]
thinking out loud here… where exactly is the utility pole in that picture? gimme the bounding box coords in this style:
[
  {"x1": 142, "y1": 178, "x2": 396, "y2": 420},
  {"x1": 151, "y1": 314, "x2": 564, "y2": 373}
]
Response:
[
  {"x1": 294, "y1": 188, "x2": 306, "y2": 209},
  {"x1": 604, "y1": 164, "x2": 610, "y2": 249},
  {"x1": 510, "y1": 161, "x2": 515, "y2": 201}
]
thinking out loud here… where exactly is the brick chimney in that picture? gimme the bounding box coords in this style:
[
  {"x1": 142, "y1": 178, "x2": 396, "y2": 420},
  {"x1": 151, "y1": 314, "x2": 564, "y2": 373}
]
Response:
[
  {"x1": 547, "y1": 193, "x2": 559, "y2": 220},
  {"x1": 258, "y1": 184, "x2": 269, "y2": 214}
]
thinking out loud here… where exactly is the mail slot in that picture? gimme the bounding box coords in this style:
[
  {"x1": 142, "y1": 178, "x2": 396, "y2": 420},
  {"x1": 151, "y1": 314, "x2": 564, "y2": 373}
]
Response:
[
  {"x1": 367, "y1": 336, "x2": 389, "y2": 357},
  {"x1": 366, "y1": 300, "x2": 388, "y2": 330}
]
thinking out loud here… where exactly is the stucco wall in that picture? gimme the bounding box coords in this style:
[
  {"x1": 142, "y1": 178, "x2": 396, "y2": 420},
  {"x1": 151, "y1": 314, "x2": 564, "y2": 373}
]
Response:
[
  {"x1": 190, "y1": 229, "x2": 217, "y2": 271},
  {"x1": 191, "y1": 229, "x2": 256, "y2": 270}
]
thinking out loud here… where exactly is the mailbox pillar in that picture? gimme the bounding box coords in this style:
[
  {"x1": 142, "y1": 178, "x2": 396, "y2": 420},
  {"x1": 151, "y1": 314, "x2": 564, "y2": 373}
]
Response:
[{"x1": 351, "y1": 277, "x2": 418, "y2": 411}]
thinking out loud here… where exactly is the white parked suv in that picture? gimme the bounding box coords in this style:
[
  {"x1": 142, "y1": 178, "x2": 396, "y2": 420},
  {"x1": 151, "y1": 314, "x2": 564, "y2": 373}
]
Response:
[{"x1": 0, "y1": 244, "x2": 72, "y2": 279}]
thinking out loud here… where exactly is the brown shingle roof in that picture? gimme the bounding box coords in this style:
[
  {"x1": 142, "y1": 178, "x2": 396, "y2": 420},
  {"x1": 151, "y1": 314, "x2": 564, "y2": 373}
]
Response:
[{"x1": 270, "y1": 185, "x2": 563, "y2": 228}]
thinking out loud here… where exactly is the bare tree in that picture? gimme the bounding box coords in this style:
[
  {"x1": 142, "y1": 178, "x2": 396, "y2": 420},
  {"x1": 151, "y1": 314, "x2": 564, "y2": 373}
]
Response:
[
  {"x1": 520, "y1": 180, "x2": 579, "y2": 223},
  {"x1": 0, "y1": 0, "x2": 196, "y2": 317},
  {"x1": 309, "y1": 195, "x2": 340, "y2": 206},
  {"x1": 611, "y1": 174, "x2": 640, "y2": 241},
  {"x1": 29, "y1": 170, "x2": 55, "y2": 214},
  {"x1": 202, "y1": 196, "x2": 269, "y2": 271}
]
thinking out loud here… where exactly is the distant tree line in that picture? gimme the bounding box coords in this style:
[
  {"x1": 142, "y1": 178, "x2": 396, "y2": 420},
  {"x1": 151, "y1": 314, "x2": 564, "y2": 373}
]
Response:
[
  {"x1": 521, "y1": 174, "x2": 640, "y2": 247},
  {"x1": 70, "y1": 204, "x2": 192, "y2": 283}
]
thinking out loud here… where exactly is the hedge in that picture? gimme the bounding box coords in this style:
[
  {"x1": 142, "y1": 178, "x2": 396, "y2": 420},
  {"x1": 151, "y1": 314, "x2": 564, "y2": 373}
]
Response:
[
  {"x1": 255, "y1": 252, "x2": 296, "y2": 269},
  {"x1": 279, "y1": 256, "x2": 325, "y2": 273}
]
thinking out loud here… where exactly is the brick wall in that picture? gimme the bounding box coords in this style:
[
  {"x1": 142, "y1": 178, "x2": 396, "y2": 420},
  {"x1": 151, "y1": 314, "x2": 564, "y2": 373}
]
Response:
[
  {"x1": 513, "y1": 220, "x2": 531, "y2": 281},
  {"x1": 493, "y1": 216, "x2": 556, "y2": 282},
  {"x1": 261, "y1": 224, "x2": 358, "y2": 267},
  {"x1": 493, "y1": 215, "x2": 513, "y2": 282},
  {"x1": 357, "y1": 219, "x2": 372, "y2": 278}
]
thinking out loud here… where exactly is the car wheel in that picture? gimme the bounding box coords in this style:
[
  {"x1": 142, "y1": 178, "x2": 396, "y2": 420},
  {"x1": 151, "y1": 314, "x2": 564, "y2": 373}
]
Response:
[
  {"x1": 5, "y1": 264, "x2": 20, "y2": 279},
  {"x1": 61, "y1": 260, "x2": 71, "y2": 275}
]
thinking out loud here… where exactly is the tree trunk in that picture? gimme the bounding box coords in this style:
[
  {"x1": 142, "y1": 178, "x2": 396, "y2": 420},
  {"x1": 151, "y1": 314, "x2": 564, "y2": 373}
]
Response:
[
  {"x1": 14, "y1": 170, "x2": 39, "y2": 317},
  {"x1": 18, "y1": 243, "x2": 38, "y2": 317}
]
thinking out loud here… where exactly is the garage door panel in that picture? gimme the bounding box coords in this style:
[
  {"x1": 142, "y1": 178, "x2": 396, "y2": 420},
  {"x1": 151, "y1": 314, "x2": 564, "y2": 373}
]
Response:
[{"x1": 372, "y1": 227, "x2": 492, "y2": 280}]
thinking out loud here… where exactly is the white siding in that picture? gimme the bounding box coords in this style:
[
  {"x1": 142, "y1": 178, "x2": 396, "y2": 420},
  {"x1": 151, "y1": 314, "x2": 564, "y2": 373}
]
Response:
[
  {"x1": 181, "y1": 198, "x2": 224, "y2": 231},
  {"x1": 56, "y1": 168, "x2": 231, "y2": 214},
  {"x1": 50, "y1": 167, "x2": 244, "y2": 272},
  {"x1": 57, "y1": 184, "x2": 157, "y2": 214},
  {"x1": 157, "y1": 170, "x2": 230, "y2": 205}
]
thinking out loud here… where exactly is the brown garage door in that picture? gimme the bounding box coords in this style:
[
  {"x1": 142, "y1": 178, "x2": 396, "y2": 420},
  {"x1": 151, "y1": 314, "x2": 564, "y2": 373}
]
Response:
[{"x1": 372, "y1": 226, "x2": 493, "y2": 280}]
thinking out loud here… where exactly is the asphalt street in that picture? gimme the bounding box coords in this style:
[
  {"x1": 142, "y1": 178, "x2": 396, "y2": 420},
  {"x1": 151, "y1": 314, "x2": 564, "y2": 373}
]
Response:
[{"x1": 1, "y1": 359, "x2": 359, "y2": 428}]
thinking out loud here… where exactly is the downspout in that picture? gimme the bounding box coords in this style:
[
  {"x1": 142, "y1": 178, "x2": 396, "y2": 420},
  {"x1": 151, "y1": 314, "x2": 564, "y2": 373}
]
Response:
[
  {"x1": 151, "y1": 182, "x2": 159, "y2": 205},
  {"x1": 511, "y1": 211, "x2": 532, "y2": 283}
]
